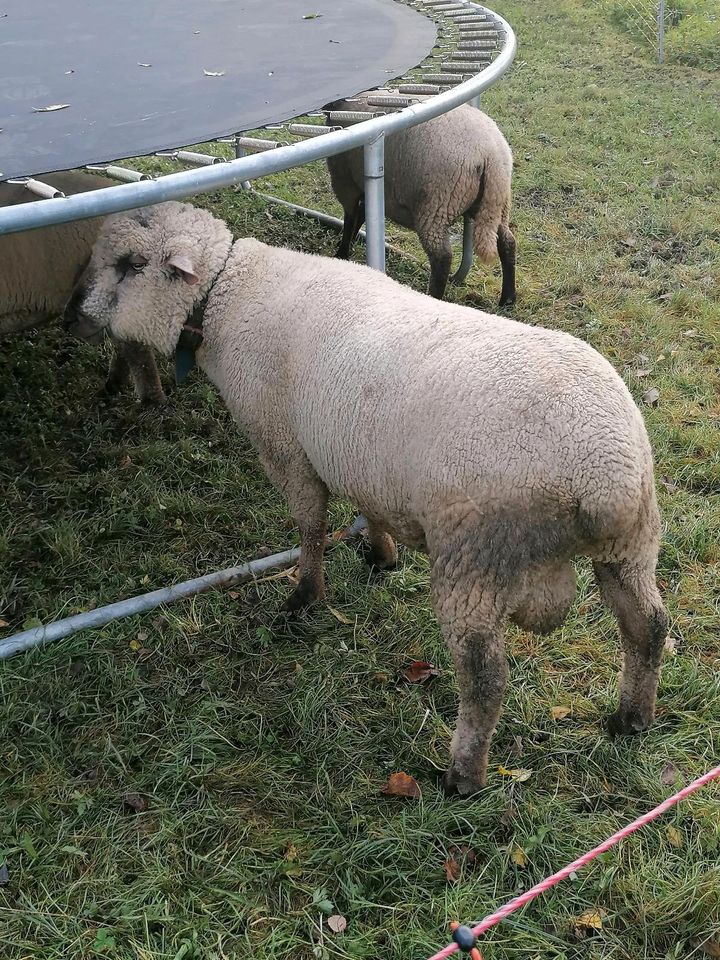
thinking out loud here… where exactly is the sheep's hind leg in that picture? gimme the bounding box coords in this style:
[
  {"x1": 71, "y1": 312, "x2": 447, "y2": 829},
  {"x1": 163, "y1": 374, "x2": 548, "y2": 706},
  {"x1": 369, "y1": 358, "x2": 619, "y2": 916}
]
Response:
[
  {"x1": 336, "y1": 198, "x2": 365, "y2": 260},
  {"x1": 431, "y1": 554, "x2": 509, "y2": 795},
  {"x1": 420, "y1": 231, "x2": 453, "y2": 300},
  {"x1": 259, "y1": 446, "x2": 329, "y2": 612},
  {"x1": 497, "y1": 223, "x2": 516, "y2": 307},
  {"x1": 594, "y1": 558, "x2": 668, "y2": 736}
]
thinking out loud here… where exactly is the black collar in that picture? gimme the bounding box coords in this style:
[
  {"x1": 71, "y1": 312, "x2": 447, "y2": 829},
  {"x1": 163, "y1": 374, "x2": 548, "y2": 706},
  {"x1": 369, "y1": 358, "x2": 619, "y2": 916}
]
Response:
[{"x1": 174, "y1": 246, "x2": 232, "y2": 386}]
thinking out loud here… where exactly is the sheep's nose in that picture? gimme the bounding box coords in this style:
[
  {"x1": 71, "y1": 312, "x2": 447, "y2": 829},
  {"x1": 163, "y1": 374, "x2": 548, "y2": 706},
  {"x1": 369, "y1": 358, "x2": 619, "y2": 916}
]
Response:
[{"x1": 62, "y1": 287, "x2": 86, "y2": 330}]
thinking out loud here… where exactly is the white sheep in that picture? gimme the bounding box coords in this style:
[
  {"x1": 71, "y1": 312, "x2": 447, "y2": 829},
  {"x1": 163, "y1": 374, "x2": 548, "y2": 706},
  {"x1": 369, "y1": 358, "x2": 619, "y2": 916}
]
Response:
[
  {"x1": 325, "y1": 99, "x2": 516, "y2": 304},
  {"x1": 0, "y1": 171, "x2": 164, "y2": 404},
  {"x1": 67, "y1": 202, "x2": 668, "y2": 796}
]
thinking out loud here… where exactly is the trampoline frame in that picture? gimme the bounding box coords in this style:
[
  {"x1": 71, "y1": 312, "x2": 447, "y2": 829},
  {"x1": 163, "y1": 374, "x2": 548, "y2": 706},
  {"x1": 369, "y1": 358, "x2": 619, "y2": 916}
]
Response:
[{"x1": 0, "y1": 0, "x2": 516, "y2": 659}]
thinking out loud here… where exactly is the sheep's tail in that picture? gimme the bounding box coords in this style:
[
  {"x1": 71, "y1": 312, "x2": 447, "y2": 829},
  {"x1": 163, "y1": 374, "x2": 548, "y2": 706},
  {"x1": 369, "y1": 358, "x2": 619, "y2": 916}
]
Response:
[{"x1": 470, "y1": 156, "x2": 512, "y2": 265}]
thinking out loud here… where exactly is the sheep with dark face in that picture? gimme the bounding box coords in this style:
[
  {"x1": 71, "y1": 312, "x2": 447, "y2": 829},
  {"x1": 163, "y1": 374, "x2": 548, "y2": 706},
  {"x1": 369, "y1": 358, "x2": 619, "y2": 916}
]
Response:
[
  {"x1": 325, "y1": 99, "x2": 516, "y2": 305},
  {"x1": 67, "y1": 201, "x2": 668, "y2": 796},
  {"x1": 0, "y1": 171, "x2": 164, "y2": 404}
]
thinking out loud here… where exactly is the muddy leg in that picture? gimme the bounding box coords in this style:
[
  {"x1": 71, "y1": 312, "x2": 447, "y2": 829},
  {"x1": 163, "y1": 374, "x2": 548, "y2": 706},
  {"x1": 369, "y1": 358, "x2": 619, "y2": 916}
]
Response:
[
  {"x1": 363, "y1": 520, "x2": 397, "y2": 570},
  {"x1": 124, "y1": 341, "x2": 165, "y2": 405},
  {"x1": 420, "y1": 231, "x2": 453, "y2": 300},
  {"x1": 335, "y1": 198, "x2": 365, "y2": 260},
  {"x1": 260, "y1": 445, "x2": 329, "y2": 612},
  {"x1": 103, "y1": 345, "x2": 131, "y2": 397},
  {"x1": 431, "y1": 556, "x2": 509, "y2": 795},
  {"x1": 497, "y1": 222, "x2": 517, "y2": 307},
  {"x1": 594, "y1": 559, "x2": 668, "y2": 736}
]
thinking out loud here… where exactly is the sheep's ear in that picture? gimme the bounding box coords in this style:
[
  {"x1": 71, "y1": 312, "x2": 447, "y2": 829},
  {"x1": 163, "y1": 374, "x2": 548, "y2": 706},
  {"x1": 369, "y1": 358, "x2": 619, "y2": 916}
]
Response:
[{"x1": 166, "y1": 252, "x2": 200, "y2": 285}]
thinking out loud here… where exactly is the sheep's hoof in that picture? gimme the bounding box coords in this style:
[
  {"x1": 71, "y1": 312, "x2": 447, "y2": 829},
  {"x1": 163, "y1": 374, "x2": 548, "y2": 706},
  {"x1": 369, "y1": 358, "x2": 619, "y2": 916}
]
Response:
[
  {"x1": 282, "y1": 581, "x2": 324, "y2": 614},
  {"x1": 442, "y1": 767, "x2": 486, "y2": 799},
  {"x1": 139, "y1": 392, "x2": 167, "y2": 408},
  {"x1": 364, "y1": 545, "x2": 398, "y2": 572},
  {"x1": 607, "y1": 706, "x2": 652, "y2": 738},
  {"x1": 498, "y1": 292, "x2": 516, "y2": 308}
]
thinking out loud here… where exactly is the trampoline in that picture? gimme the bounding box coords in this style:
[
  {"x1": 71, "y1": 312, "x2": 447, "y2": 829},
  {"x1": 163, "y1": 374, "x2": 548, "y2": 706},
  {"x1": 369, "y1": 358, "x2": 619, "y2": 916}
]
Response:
[
  {"x1": 0, "y1": 0, "x2": 517, "y2": 659},
  {"x1": 0, "y1": 0, "x2": 436, "y2": 181}
]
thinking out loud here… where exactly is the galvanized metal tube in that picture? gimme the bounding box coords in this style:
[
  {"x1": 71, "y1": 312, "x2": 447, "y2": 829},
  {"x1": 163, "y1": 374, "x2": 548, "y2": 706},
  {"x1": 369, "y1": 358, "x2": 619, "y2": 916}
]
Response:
[
  {"x1": 0, "y1": 515, "x2": 369, "y2": 660},
  {"x1": 364, "y1": 134, "x2": 386, "y2": 272},
  {"x1": 0, "y1": 6, "x2": 516, "y2": 237},
  {"x1": 450, "y1": 213, "x2": 475, "y2": 285}
]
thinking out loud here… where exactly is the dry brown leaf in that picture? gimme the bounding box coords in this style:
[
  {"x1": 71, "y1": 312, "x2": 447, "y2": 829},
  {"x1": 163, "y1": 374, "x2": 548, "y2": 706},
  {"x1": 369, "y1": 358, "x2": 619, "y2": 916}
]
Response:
[
  {"x1": 33, "y1": 103, "x2": 70, "y2": 112},
  {"x1": 642, "y1": 387, "x2": 660, "y2": 407},
  {"x1": 402, "y1": 660, "x2": 440, "y2": 683},
  {"x1": 327, "y1": 606, "x2": 352, "y2": 625},
  {"x1": 228, "y1": 591, "x2": 240, "y2": 600},
  {"x1": 118, "y1": 454, "x2": 132, "y2": 469},
  {"x1": 444, "y1": 854, "x2": 461, "y2": 884},
  {"x1": 380, "y1": 772, "x2": 421, "y2": 799},
  {"x1": 550, "y1": 705, "x2": 571, "y2": 721},
  {"x1": 575, "y1": 908, "x2": 606, "y2": 931},
  {"x1": 660, "y1": 762, "x2": 679, "y2": 786},
  {"x1": 498, "y1": 765, "x2": 533, "y2": 783},
  {"x1": 0, "y1": 618, "x2": 8, "y2": 628},
  {"x1": 510, "y1": 845, "x2": 528, "y2": 867},
  {"x1": 666, "y1": 825, "x2": 682, "y2": 848},
  {"x1": 124, "y1": 793, "x2": 148, "y2": 813},
  {"x1": 284, "y1": 842, "x2": 299, "y2": 862},
  {"x1": 633, "y1": 368, "x2": 652, "y2": 378},
  {"x1": 327, "y1": 914, "x2": 347, "y2": 934}
]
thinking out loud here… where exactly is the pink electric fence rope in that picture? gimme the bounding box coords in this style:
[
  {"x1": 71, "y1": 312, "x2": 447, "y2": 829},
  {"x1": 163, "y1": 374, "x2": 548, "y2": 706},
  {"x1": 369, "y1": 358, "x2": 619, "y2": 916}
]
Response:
[{"x1": 428, "y1": 763, "x2": 720, "y2": 960}]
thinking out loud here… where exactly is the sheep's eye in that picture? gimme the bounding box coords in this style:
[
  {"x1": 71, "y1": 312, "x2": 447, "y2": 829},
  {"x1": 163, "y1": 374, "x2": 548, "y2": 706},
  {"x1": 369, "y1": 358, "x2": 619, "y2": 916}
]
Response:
[{"x1": 129, "y1": 255, "x2": 148, "y2": 272}]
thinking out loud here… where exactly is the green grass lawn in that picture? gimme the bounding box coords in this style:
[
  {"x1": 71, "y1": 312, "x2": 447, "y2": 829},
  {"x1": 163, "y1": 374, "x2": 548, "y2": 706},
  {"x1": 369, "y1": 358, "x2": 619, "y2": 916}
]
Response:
[{"x1": 1, "y1": 0, "x2": 719, "y2": 957}]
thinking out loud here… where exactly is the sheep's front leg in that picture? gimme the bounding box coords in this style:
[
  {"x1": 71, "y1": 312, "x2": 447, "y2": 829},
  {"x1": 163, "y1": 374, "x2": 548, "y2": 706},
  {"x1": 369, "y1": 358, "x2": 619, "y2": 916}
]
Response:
[
  {"x1": 431, "y1": 556, "x2": 508, "y2": 795},
  {"x1": 259, "y1": 446, "x2": 329, "y2": 612},
  {"x1": 336, "y1": 198, "x2": 365, "y2": 260},
  {"x1": 104, "y1": 341, "x2": 165, "y2": 406}
]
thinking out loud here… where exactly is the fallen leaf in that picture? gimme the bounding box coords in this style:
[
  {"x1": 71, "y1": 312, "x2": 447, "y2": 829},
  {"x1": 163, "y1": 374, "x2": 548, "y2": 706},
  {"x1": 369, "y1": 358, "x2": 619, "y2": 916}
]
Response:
[
  {"x1": 660, "y1": 476, "x2": 678, "y2": 493},
  {"x1": 0, "y1": 618, "x2": 8, "y2": 628},
  {"x1": 575, "y1": 908, "x2": 606, "y2": 931},
  {"x1": 498, "y1": 766, "x2": 533, "y2": 783},
  {"x1": 661, "y1": 762, "x2": 679, "y2": 786},
  {"x1": 0, "y1": 864, "x2": 8, "y2": 886},
  {"x1": 327, "y1": 606, "x2": 352, "y2": 625},
  {"x1": 444, "y1": 854, "x2": 461, "y2": 883},
  {"x1": 203, "y1": 69, "x2": 225, "y2": 77},
  {"x1": 285, "y1": 842, "x2": 299, "y2": 862},
  {"x1": 228, "y1": 591, "x2": 240, "y2": 600},
  {"x1": 511, "y1": 845, "x2": 528, "y2": 867},
  {"x1": 380, "y1": 772, "x2": 421, "y2": 799},
  {"x1": 33, "y1": 103, "x2": 70, "y2": 112},
  {"x1": 642, "y1": 387, "x2": 660, "y2": 407},
  {"x1": 664, "y1": 634, "x2": 678, "y2": 655},
  {"x1": 402, "y1": 660, "x2": 440, "y2": 683},
  {"x1": 697, "y1": 938, "x2": 720, "y2": 958},
  {"x1": 118, "y1": 454, "x2": 132, "y2": 469},
  {"x1": 666, "y1": 824, "x2": 682, "y2": 848},
  {"x1": 633, "y1": 368, "x2": 652, "y2": 378},
  {"x1": 550, "y1": 705, "x2": 571, "y2": 721},
  {"x1": 327, "y1": 915, "x2": 347, "y2": 934},
  {"x1": 124, "y1": 793, "x2": 148, "y2": 813},
  {"x1": 373, "y1": 671, "x2": 390, "y2": 684}
]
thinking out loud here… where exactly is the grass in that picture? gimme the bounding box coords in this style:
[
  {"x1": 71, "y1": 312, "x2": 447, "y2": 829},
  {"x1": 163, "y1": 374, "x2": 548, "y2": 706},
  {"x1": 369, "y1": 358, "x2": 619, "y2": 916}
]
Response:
[{"x1": 1, "y1": 0, "x2": 719, "y2": 957}]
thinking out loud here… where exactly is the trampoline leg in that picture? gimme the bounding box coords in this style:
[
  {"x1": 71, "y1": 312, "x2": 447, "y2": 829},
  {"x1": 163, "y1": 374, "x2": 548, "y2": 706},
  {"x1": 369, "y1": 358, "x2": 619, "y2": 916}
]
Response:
[
  {"x1": 233, "y1": 135, "x2": 252, "y2": 191},
  {"x1": 363, "y1": 133, "x2": 386, "y2": 272},
  {"x1": 450, "y1": 213, "x2": 475, "y2": 287},
  {"x1": 469, "y1": 94, "x2": 482, "y2": 109}
]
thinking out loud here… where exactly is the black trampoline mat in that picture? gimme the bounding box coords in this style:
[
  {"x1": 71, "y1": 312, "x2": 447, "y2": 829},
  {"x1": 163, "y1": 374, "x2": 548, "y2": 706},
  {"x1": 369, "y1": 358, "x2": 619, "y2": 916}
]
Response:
[{"x1": 0, "y1": 0, "x2": 436, "y2": 180}]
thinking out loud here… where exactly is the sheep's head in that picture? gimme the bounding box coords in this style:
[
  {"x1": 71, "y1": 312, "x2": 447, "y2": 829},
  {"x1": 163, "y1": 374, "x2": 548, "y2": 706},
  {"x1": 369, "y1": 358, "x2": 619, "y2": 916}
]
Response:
[{"x1": 64, "y1": 201, "x2": 233, "y2": 356}]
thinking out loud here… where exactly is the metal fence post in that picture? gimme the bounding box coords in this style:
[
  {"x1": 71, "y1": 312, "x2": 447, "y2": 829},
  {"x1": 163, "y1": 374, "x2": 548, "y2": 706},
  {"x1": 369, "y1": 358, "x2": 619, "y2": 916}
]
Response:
[
  {"x1": 364, "y1": 133, "x2": 386, "y2": 272},
  {"x1": 657, "y1": 0, "x2": 666, "y2": 63}
]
